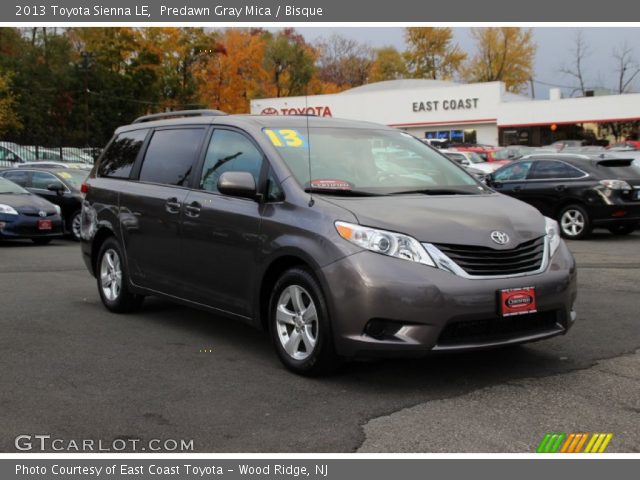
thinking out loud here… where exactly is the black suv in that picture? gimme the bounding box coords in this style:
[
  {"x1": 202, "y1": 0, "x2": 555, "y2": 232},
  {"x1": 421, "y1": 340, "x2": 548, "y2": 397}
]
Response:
[
  {"x1": 81, "y1": 111, "x2": 577, "y2": 374},
  {"x1": 487, "y1": 154, "x2": 640, "y2": 239}
]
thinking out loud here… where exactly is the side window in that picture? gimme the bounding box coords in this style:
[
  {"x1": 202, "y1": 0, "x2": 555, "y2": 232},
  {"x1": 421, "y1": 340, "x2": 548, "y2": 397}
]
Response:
[
  {"x1": 266, "y1": 169, "x2": 284, "y2": 202},
  {"x1": 2, "y1": 170, "x2": 29, "y2": 187},
  {"x1": 32, "y1": 172, "x2": 64, "y2": 190},
  {"x1": 493, "y1": 161, "x2": 533, "y2": 182},
  {"x1": 139, "y1": 128, "x2": 206, "y2": 186},
  {"x1": 200, "y1": 130, "x2": 263, "y2": 193},
  {"x1": 98, "y1": 129, "x2": 148, "y2": 179},
  {"x1": 530, "y1": 160, "x2": 585, "y2": 179}
]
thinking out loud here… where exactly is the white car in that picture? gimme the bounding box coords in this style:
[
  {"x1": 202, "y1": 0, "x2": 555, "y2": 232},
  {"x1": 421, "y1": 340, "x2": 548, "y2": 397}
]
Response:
[{"x1": 441, "y1": 150, "x2": 506, "y2": 175}]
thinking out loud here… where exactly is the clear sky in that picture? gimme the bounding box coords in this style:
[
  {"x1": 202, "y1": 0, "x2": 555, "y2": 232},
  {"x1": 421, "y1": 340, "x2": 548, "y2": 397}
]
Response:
[{"x1": 292, "y1": 27, "x2": 640, "y2": 98}]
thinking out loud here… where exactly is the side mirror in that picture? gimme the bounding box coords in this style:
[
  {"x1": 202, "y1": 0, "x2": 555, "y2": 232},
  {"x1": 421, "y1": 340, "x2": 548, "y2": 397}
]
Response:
[
  {"x1": 47, "y1": 183, "x2": 65, "y2": 195},
  {"x1": 217, "y1": 171, "x2": 258, "y2": 200}
]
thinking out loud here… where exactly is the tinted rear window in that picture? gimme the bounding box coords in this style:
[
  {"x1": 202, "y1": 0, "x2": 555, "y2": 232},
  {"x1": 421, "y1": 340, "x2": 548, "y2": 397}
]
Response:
[
  {"x1": 139, "y1": 128, "x2": 206, "y2": 187},
  {"x1": 596, "y1": 159, "x2": 640, "y2": 178},
  {"x1": 98, "y1": 129, "x2": 148, "y2": 179}
]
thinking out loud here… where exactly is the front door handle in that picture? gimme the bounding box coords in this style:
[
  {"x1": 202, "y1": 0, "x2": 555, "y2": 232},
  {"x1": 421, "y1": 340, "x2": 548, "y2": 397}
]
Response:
[
  {"x1": 165, "y1": 197, "x2": 181, "y2": 214},
  {"x1": 513, "y1": 186, "x2": 522, "y2": 192},
  {"x1": 184, "y1": 201, "x2": 202, "y2": 217},
  {"x1": 555, "y1": 185, "x2": 566, "y2": 192}
]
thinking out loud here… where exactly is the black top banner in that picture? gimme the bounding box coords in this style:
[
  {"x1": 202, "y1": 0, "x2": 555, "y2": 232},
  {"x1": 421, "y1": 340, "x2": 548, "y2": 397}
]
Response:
[{"x1": 4, "y1": 0, "x2": 639, "y2": 22}]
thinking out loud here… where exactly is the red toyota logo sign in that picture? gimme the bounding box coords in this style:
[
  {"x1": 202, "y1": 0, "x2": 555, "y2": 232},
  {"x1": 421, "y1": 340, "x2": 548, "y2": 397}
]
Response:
[{"x1": 261, "y1": 107, "x2": 279, "y2": 115}]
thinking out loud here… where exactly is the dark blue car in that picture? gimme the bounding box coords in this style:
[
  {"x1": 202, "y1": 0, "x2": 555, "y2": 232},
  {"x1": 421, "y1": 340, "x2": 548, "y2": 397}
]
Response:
[{"x1": 0, "y1": 177, "x2": 64, "y2": 244}]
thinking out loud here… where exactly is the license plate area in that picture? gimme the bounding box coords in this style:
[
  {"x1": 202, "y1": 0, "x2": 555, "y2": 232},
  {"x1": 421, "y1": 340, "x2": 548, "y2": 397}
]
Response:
[
  {"x1": 499, "y1": 286, "x2": 537, "y2": 317},
  {"x1": 38, "y1": 219, "x2": 52, "y2": 231}
]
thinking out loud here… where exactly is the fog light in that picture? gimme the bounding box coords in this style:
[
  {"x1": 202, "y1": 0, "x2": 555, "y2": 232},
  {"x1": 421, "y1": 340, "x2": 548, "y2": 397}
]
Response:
[
  {"x1": 364, "y1": 319, "x2": 403, "y2": 340},
  {"x1": 0, "y1": 221, "x2": 5, "y2": 229}
]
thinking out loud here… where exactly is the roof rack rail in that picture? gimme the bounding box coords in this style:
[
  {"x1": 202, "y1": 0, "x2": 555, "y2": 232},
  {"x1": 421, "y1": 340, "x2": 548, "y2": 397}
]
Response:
[{"x1": 132, "y1": 109, "x2": 227, "y2": 124}]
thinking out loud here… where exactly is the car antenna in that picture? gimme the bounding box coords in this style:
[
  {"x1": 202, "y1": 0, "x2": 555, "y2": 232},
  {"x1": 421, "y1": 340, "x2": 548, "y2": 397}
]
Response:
[{"x1": 305, "y1": 88, "x2": 314, "y2": 207}]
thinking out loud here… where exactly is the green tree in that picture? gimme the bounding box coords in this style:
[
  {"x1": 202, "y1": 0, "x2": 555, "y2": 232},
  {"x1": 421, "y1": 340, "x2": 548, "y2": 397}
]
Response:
[
  {"x1": 263, "y1": 28, "x2": 316, "y2": 97},
  {"x1": 0, "y1": 70, "x2": 21, "y2": 136},
  {"x1": 369, "y1": 47, "x2": 408, "y2": 82}
]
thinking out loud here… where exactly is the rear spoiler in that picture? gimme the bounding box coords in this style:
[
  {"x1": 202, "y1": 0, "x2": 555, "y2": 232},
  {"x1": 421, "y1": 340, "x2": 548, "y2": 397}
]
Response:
[{"x1": 596, "y1": 159, "x2": 635, "y2": 167}]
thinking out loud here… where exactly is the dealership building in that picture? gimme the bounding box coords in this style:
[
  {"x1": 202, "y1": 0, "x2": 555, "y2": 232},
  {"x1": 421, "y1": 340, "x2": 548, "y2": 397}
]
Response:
[{"x1": 250, "y1": 79, "x2": 640, "y2": 146}]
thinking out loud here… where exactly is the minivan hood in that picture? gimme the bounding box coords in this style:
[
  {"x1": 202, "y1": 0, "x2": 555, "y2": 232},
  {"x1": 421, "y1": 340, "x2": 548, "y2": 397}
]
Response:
[{"x1": 325, "y1": 193, "x2": 546, "y2": 248}]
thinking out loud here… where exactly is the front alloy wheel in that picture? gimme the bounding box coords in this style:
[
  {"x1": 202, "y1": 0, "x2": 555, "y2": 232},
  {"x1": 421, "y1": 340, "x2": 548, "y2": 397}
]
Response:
[
  {"x1": 275, "y1": 285, "x2": 319, "y2": 361},
  {"x1": 71, "y1": 211, "x2": 82, "y2": 241},
  {"x1": 269, "y1": 268, "x2": 339, "y2": 375},
  {"x1": 100, "y1": 249, "x2": 122, "y2": 302}
]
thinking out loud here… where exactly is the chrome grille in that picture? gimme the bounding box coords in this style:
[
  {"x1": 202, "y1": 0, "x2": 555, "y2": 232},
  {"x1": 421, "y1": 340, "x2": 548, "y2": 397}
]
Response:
[{"x1": 433, "y1": 236, "x2": 545, "y2": 276}]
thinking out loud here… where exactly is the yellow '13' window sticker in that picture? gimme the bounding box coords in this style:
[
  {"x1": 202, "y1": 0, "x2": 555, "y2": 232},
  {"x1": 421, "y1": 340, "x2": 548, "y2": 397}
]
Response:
[{"x1": 264, "y1": 129, "x2": 308, "y2": 148}]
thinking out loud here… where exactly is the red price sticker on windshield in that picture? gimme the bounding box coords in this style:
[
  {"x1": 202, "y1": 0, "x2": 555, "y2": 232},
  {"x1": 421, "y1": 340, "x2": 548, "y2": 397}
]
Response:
[{"x1": 309, "y1": 179, "x2": 353, "y2": 190}]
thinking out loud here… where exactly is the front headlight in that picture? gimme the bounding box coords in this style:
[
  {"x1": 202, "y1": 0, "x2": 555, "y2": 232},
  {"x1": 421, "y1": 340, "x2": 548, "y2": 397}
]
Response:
[
  {"x1": 335, "y1": 221, "x2": 435, "y2": 266},
  {"x1": 53, "y1": 205, "x2": 61, "y2": 215},
  {"x1": 0, "y1": 204, "x2": 19, "y2": 215},
  {"x1": 545, "y1": 217, "x2": 561, "y2": 258}
]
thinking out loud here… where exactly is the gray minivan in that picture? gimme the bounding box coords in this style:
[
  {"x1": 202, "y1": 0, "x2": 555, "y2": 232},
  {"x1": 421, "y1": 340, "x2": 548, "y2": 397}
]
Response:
[{"x1": 81, "y1": 110, "x2": 577, "y2": 375}]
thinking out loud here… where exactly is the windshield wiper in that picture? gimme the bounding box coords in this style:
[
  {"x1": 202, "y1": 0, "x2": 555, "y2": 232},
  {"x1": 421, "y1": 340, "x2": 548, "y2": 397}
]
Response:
[
  {"x1": 388, "y1": 188, "x2": 476, "y2": 196},
  {"x1": 304, "y1": 188, "x2": 382, "y2": 197}
]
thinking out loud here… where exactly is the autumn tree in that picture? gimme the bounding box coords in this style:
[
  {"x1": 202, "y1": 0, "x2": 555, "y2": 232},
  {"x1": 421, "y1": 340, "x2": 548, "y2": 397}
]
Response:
[
  {"x1": 0, "y1": 71, "x2": 21, "y2": 136},
  {"x1": 463, "y1": 27, "x2": 536, "y2": 93},
  {"x1": 197, "y1": 29, "x2": 271, "y2": 113},
  {"x1": 369, "y1": 47, "x2": 407, "y2": 82},
  {"x1": 316, "y1": 34, "x2": 373, "y2": 89},
  {"x1": 403, "y1": 27, "x2": 466, "y2": 80},
  {"x1": 263, "y1": 28, "x2": 316, "y2": 97}
]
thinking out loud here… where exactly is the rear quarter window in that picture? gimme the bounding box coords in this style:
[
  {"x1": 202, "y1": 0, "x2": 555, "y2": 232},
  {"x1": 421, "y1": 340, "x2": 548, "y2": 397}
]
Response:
[{"x1": 98, "y1": 129, "x2": 149, "y2": 179}]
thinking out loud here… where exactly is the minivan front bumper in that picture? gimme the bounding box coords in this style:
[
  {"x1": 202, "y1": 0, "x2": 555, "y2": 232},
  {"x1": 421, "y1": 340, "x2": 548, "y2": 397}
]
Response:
[{"x1": 320, "y1": 241, "x2": 577, "y2": 358}]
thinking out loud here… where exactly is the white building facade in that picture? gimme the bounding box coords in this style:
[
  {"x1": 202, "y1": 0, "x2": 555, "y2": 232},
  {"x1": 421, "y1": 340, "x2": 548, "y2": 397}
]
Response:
[{"x1": 250, "y1": 79, "x2": 640, "y2": 146}]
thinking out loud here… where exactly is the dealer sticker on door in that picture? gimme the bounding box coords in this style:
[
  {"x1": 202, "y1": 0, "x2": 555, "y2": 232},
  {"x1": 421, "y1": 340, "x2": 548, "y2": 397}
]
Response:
[{"x1": 499, "y1": 286, "x2": 537, "y2": 316}]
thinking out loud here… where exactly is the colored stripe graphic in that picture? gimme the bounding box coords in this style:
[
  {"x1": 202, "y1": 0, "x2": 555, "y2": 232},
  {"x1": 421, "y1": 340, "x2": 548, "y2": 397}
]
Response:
[{"x1": 537, "y1": 433, "x2": 612, "y2": 453}]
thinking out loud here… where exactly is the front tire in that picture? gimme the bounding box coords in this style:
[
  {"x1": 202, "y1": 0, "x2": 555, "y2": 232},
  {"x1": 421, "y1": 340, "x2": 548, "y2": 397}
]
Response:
[
  {"x1": 268, "y1": 268, "x2": 340, "y2": 376},
  {"x1": 558, "y1": 204, "x2": 592, "y2": 240},
  {"x1": 97, "y1": 237, "x2": 143, "y2": 313}
]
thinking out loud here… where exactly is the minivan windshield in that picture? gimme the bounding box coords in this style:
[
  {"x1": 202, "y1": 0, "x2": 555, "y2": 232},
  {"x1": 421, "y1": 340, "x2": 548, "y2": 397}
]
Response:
[{"x1": 264, "y1": 127, "x2": 484, "y2": 195}]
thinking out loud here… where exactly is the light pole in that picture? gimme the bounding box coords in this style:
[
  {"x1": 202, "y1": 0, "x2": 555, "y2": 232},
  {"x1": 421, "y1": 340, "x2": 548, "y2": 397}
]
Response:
[{"x1": 80, "y1": 51, "x2": 94, "y2": 147}]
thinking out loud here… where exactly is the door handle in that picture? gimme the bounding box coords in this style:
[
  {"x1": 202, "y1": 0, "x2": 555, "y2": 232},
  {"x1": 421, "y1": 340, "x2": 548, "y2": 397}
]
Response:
[
  {"x1": 184, "y1": 201, "x2": 202, "y2": 217},
  {"x1": 165, "y1": 197, "x2": 181, "y2": 214},
  {"x1": 555, "y1": 185, "x2": 566, "y2": 192},
  {"x1": 513, "y1": 186, "x2": 522, "y2": 192}
]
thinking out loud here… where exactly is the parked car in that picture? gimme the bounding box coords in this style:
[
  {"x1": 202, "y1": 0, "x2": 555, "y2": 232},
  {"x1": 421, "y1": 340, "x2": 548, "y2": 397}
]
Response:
[
  {"x1": 449, "y1": 145, "x2": 503, "y2": 162},
  {"x1": 493, "y1": 146, "x2": 537, "y2": 161},
  {"x1": 442, "y1": 150, "x2": 508, "y2": 175},
  {"x1": 0, "y1": 167, "x2": 87, "y2": 241},
  {"x1": 0, "y1": 176, "x2": 64, "y2": 244},
  {"x1": 18, "y1": 161, "x2": 92, "y2": 171},
  {"x1": 81, "y1": 110, "x2": 577, "y2": 375},
  {"x1": 0, "y1": 142, "x2": 38, "y2": 167},
  {"x1": 487, "y1": 154, "x2": 640, "y2": 239},
  {"x1": 607, "y1": 141, "x2": 640, "y2": 151}
]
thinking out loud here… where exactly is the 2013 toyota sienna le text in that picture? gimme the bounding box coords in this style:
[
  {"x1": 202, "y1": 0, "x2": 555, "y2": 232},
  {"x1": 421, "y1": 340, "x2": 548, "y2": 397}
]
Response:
[{"x1": 80, "y1": 110, "x2": 577, "y2": 375}]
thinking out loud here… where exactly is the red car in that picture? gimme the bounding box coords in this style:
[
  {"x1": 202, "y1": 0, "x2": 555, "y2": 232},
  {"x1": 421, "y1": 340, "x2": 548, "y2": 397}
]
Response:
[{"x1": 449, "y1": 145, "x2": 510, "y2": 164}]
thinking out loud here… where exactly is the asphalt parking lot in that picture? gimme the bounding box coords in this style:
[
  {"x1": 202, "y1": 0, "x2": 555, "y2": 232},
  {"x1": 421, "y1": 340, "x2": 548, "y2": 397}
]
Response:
[{"x1": 0, "y1": 232, "x2": 639, "y2": 453}]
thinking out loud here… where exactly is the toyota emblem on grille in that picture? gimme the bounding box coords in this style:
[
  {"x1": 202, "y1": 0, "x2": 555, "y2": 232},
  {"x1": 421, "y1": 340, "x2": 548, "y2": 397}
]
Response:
[
  {"x1": 38, "y1": 210, "x2": 47, "y2": 218},
  {"x1": 490, "y1": 231, "x2": 510, "y2": 245}
]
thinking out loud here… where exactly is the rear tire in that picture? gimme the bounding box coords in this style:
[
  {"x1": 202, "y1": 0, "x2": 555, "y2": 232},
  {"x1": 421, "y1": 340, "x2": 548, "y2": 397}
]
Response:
[
  {"x1": 608, "y1": 222, "x2": 638, "y2": 236},
  {"x1": 96, "y1": 237, "x2": 143, "y2": 313},
  {"x1": 31, "y1": 237, "x2": 52, "y2": 245},
  {"x1": 558, "y1": 204, "x2": 592, "y2": 240},
  {"x1": 69, "y1": 210, "x2": 82, "y2": 241},
  {"x1": 268, "y1": 268, "x2": 340, "y2": 376}
]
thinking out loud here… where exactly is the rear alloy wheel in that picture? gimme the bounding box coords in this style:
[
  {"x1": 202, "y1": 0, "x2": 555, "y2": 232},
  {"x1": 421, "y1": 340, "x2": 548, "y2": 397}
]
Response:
[
  {"x1": 269, "y1": 268, "x2": 340, "y2": 375},
  {"x1": 97, "y1": 237, "x2": 143, "y2": 313},
  {"x1": 70, "y1": 211, "x2": 82, "y2": 241},
  {"x1": 608, "y1": 222, "x2": 638, "y2": 236},
  {"x1": 559, "y1": 204, "x2": 592, "y2": 240}
]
